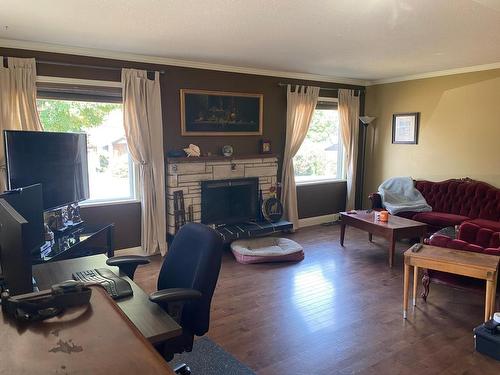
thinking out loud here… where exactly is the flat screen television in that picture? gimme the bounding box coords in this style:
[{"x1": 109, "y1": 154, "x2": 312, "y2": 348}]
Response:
[{"x1": 4, "y1": 130, "x2": 90, "y2": 211}]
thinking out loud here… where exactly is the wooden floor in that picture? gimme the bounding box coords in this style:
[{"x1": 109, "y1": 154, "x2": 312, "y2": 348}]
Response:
[{"x1": 134, "y1": 225, "x2": 500, "y2": 374}]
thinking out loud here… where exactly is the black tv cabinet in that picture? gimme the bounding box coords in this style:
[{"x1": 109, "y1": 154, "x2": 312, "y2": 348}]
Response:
[{"x1": 32, "y1": 223, "x2": 114, "y2": 265}]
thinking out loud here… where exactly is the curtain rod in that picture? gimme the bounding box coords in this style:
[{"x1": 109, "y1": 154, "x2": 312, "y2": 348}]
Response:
[
  {"x1": 36, "y1": 60, "x2": 165, "y2": 75},
  {"x1": 277, "y1": 82, "x2": 364, "y2": 93}
]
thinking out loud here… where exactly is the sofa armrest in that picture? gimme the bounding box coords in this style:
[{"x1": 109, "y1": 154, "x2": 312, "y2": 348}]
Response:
[
  {"x1": 368, "y1": 192, "x2": 383, "y2": 209},
  {"x1": 484, "y1": 248, "x2": 500, "y2": 256}
]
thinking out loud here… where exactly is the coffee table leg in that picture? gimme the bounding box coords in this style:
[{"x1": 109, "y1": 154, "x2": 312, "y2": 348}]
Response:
[
  {"x1": 485, "y1": 280, "x2": 493, "y2": 321},
  {"x1": 389, "y1": 234, "x2": 396, "y2": 268},
  {"x1": 413, "y1": 266, "x2": 419, "y2": 306},
  {"x1": 403, "y1": 263, "x2": 410, "y2": 319},
  {"x1": 340, "y1": 222, "x2": 346, "y2": 246},
  {"x1": 368, "y1": 233, "x2": 373, "y2": 242}
]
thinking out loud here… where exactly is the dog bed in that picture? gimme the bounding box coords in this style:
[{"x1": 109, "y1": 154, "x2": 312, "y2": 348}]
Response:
[{"x1": 230, "y1": 237, "x2": 304, "y2": 264}]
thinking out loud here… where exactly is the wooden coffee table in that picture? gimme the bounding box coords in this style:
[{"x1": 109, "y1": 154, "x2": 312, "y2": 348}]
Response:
[
  {"x1": 340, "y1": 210, "x2": 427, "y2": 267},
  {"x1": 403, "y1": 245, "x2": 499, "y2": 321}
]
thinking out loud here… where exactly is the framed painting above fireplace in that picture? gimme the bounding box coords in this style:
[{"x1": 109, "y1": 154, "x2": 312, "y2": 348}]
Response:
[{"x1": 180, "y1": 89, "x2": 263, "y2": 136}]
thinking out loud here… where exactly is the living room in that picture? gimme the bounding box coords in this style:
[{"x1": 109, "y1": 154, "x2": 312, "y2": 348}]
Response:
[{"x1": 0, "y1": 1, "x2": 499, "y2": 374}]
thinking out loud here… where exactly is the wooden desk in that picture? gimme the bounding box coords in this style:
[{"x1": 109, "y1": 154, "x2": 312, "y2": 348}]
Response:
[
  {"x1": 33, "y1": 254, "x2": 182, "y2": 345},
  {"x1": 340, "y1": 211, "x2": 427, "y2": 267},
  {"x1": 0, "y1": 286, "x2": 174, "y2": 374},
  {"x1": 403, "y1": 245, "x2": 500, "y2": 321}
]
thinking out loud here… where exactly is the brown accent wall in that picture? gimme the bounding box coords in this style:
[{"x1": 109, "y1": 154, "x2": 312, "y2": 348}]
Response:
[
  {"x1": 1, "y1": 47, "x2": 364, "y2": 247},
  {"x1": 80, "y1": 202, "x2": 141, "y2": 250},
  {"x1": 297, "y1": 181, "x2": 347, "y2": 218}
]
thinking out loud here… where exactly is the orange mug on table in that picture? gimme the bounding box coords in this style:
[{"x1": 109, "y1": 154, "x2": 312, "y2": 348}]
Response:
[{"x1": 380, "y1": 210, "x2": 389, "y2": 222}]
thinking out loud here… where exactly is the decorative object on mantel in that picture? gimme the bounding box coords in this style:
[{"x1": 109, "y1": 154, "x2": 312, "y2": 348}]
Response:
[
  {"x1": 183, "y1": 144, "x2": 201, "y2": 157},
  {"x1": 259, "y1": 139, "x2": 272, "y2": 154},
  {"x1": 180, "y1": 89, "x2": 263, "y2": 136},
  {"x1": 222, "y1": 145, "x2": 234, "y2": 157},
  {"x1": 392, "y1": 112, "x2": 420, "y2": 144}
]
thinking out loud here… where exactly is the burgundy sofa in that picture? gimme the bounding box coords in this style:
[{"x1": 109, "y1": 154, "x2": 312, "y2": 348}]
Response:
[
  {"x1": 423, "y1": 221, "x2": 500, "y2": 300},
  {"x1": 369, "y1": 178, "x2": 500, "y2": 233}
]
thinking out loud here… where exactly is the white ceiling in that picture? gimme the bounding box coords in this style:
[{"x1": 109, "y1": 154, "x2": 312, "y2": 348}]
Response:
[{"x1": 1, "y1": 0, "x2": 500, "y2": 82}]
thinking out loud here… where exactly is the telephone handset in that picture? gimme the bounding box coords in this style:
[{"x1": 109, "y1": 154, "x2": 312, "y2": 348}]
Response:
[{"x1": 1, "y1": 280, "x2": 91, "y2": 322}]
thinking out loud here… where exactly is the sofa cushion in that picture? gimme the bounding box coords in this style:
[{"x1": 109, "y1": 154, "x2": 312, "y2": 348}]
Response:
[
  {"x1": 466, "y1": 218, "x2": 500, "y2": 232},
  {"x1": 395, "y1": 211, "x2": 417, "y2": 220},
  {"x1": 412, "y1": 211, "x2": 469, "y2": 227}
]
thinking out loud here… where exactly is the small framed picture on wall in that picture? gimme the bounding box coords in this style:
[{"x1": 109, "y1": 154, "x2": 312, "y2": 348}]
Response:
[{"x1": 392, "y1": 112, "x2": 420, "y2": 144}]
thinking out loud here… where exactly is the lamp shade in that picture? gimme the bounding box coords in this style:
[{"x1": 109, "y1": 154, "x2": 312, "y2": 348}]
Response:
[{"x1": 359, "y1": 116, "x2": 376, "y2": 125}]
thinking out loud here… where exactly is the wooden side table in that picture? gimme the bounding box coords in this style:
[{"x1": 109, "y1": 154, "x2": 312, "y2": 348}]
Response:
[{"x1": 403, "y1": 245, "x2": 499, "y2": 321}]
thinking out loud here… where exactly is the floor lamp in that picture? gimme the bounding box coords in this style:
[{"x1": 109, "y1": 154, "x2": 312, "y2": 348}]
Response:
[{"x1": 359, "y1": 116, "x2": 376, "y2": 208}]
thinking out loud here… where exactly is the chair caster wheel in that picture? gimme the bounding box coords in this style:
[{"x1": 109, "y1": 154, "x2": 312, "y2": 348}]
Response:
[{"x1": 174, "y1": 363, "x2": 191, "y2": 375}]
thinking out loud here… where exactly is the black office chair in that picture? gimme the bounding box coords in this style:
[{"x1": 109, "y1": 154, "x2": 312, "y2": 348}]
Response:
[{"x1": 106, "y1": 223, "x2": 223, "y2": 375}]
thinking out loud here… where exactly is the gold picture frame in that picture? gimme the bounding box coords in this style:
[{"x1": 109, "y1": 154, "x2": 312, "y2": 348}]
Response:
[{"x1": 180, "y1": 89, "x2": 263, "y2": 136}]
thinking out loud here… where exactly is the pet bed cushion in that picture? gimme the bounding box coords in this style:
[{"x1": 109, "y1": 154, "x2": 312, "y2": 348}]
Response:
[{"x1": 230, "y1": 237, "x2": 304, "y2": 264}]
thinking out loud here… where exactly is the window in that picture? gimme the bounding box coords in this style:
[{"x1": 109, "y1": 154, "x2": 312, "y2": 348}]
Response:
[
  {"x1": 36, "y1": 98, "x2": 136, "y2": 204},
  {"x1": 294, "y1": 99, "x2": 343, "y2": 183}
]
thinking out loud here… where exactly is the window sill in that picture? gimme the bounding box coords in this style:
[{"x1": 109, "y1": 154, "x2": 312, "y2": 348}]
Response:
[
  {"x1": 80, "y1": 198, "x2": 140, "y2": 208},
  {"x1": 295, "y1": 179, "x2": 346, "y2": 186}
]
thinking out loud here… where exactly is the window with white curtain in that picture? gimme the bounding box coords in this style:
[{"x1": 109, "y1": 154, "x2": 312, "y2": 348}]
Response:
[
  {"x1": 36, "y1": 87, "x2": 137, "y2": 204},
  {"x1": 294, "y1": 98, "x2": 344, "y2": 184}
]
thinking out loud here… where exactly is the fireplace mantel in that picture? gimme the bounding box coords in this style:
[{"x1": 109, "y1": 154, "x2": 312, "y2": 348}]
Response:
[
  {"x1": 167, "y1": 154, "x2": 278, "y2": 164},
  {"x1": 166, "y1": 154, "x2": 278, "y2": 236}
]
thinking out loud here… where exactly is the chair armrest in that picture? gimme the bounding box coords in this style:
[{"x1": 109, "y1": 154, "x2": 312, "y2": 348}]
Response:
[
  {"x1": 149, "y1": 288, "x2": 202, "y2": 304},
  {"x1": 368, "y1": 192, "x2": 383, "y2": 209},
  {"x1": 149, "y1": 288, "x2": 202, "y2": 324},
  {"x1": 106, "y1": 255, "x2": 151, "y2": 280}
]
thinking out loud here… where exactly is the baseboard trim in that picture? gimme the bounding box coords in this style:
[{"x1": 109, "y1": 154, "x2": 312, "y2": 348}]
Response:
[{"x1": 298, "y1": 213, "x2": 340, "y2": 228}]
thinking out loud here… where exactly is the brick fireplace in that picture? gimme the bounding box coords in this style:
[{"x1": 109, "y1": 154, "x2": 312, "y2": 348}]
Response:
[{"x1": 166, "y1": 155, "x2": 278, "y2": 236}]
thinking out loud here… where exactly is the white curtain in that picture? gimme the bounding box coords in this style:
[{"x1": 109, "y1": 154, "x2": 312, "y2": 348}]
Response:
[
  {"x1": 339, "y1": 89, "x2": 360, "y2": 211},
  {"x1": 281, "y1": 85, "x2": 320, "y2": 230},
  {"x1": 0, "y1": 57, "x2": 43, "y2": 191},
  {"x1": 122, "y1": 69, "x2": 167, "y2": 256}
]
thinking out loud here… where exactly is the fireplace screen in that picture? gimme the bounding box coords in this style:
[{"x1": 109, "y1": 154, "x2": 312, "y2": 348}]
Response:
[{"x1": 201, "y1": 178, "x2": 259, "y2": 225}]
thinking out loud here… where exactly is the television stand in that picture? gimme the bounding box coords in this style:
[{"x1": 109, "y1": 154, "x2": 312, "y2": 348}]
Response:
[{"x1": 32, "y1": 223, "x2": 114, "y2": 265}]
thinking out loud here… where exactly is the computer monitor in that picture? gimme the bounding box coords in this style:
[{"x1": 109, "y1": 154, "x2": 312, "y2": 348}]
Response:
[{"x1": 0, "y1": 199, "x2": 33, "y2": 295}]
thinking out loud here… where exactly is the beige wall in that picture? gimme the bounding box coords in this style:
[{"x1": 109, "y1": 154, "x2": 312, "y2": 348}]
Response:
[{"x1": 363, "y1": 68, "x2": 500, "y2": 207}]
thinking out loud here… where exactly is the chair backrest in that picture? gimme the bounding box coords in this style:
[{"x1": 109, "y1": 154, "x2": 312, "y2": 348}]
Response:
[
  {"x1": 429, "y1": 222, "x2": 500, "y2": 255},
  {"x1": 415, "y1": 178, "x2": 500, "y2": 221},
  {"x1": 157, "y1": 223, "x2": 223, "y2": 336}
]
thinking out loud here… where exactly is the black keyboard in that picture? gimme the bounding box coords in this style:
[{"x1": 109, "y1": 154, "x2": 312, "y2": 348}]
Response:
[{"x1": 73, "y1": 268, "x2": 133, "y2": 299}]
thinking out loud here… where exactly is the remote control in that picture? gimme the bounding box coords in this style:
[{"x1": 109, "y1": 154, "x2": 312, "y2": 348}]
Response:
[{"x1": 410, "y1": 243, "x2": 423, "y2": 252}]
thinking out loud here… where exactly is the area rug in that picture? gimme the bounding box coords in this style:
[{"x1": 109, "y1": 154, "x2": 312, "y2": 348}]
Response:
[{"x1": 169, "y1": 337, "x2": 256, "y2": 375}]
